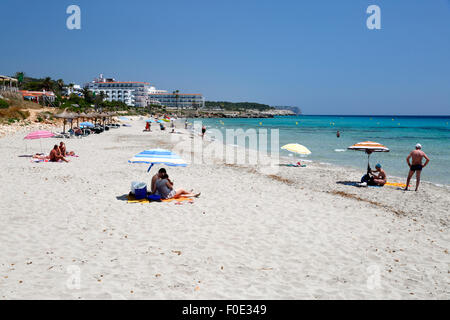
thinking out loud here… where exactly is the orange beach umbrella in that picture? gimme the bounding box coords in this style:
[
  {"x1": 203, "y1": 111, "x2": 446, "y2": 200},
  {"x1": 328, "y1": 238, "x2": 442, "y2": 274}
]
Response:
[{"x1": 348, "y1": 141, "x2": 389, "y2": 173}]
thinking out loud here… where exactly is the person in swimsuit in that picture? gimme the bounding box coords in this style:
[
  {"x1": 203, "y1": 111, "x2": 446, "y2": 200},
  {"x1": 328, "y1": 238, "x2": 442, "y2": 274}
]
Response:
[
  {"x1": 59, "y1": 142, "x2": 67, "y2": 156},
  {"x1": 32, "y1": 154, "x2": 49, "y2": 160},
  {"x1": 49, "y1": 145, "x2": 69, "y2": 162},
  {"x1": 369, "y1": 163, "x2": 387, "y2": 186},
  {"x1": 155, "y1": 173, "x2": 200, "y2": 199},
  {"x1": 405, "y1": 143, "x2": 430, "y2": 191},
  {"x1": 201, "y1": 125, "x2": 206, "y2": 139},
  {"x1": 59, "y1": 142, "x2": 75, "y2": 156}
]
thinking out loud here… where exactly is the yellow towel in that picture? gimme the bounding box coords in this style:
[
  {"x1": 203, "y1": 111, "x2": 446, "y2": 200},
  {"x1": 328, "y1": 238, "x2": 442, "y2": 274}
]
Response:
[{"x1": 385, "y1": 182, "x2": 410, "y2": 188}]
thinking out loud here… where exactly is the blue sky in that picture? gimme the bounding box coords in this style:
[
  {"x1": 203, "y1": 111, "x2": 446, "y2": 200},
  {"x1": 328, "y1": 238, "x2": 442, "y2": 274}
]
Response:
[{"x1": 1, "y1": 0, "x2": 449, "y2": 115}]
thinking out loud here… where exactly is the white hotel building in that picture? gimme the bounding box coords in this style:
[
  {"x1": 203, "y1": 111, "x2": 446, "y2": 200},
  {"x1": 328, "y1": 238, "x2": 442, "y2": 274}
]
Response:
[
  {"x1": 148, "y1": 93, "x2": 205, "y2": 109},
  {"x1": 86, "y1": 74, "x2": 204, "y2": 109},
  {"x1": 86, "y1": 74, "x2": 166, "y2": 107}
]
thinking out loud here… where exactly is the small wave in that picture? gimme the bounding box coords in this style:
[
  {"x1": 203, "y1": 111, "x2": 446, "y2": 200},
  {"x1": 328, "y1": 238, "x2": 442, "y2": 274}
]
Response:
[{"x1": 334, "y1": 149, "x2": 346, "y2": 152}]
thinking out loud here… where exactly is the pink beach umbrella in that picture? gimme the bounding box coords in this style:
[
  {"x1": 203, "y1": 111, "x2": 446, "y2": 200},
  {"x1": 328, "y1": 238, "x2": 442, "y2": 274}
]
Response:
[{"x1": 24, "y1": 130, "x2": 55, "y2": 153}]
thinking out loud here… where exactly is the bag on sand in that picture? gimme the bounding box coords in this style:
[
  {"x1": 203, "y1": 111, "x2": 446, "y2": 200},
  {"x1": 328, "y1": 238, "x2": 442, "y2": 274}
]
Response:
[
  {"x1": 361, "y1": 174, "x2": 375, "y2": 186},
  {"x1": 147, "y1": 194, "x2": 162, "y2": 202}
]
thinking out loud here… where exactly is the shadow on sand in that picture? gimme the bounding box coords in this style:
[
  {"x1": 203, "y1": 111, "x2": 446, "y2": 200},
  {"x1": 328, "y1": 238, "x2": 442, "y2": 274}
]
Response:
[
  {"x1": 336, "y1": 181, "x2": 360, "y2": 187},
  {"x1": 116, "y1": 194, "x2": 129, "y2": 202}
]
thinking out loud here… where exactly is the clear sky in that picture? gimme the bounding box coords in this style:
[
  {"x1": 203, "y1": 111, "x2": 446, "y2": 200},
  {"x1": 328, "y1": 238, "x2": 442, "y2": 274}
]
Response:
[{"x1": 1, "y1": 0, "x2": 449, "y2": 115}]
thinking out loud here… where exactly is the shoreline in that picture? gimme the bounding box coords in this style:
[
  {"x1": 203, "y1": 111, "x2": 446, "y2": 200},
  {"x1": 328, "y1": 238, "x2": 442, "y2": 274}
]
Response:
[
  {"x1": 0, "y1": 117, "x2": 448, "y2": 299},
  {"x1": 192, "y1": 121, "x2": 450, "y2": 190}
]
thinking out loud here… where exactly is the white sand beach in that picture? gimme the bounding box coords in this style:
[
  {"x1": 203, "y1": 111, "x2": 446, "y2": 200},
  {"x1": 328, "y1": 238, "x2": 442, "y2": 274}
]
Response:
[{"x1": 0, "y1": 118, "x2": 448, "y2": 299}]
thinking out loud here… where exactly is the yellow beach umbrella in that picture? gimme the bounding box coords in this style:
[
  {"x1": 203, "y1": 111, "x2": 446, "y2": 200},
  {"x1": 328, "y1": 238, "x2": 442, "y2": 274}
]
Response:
[{"x1": 281, "y1": 143, "x2": 311, "y2": 155}]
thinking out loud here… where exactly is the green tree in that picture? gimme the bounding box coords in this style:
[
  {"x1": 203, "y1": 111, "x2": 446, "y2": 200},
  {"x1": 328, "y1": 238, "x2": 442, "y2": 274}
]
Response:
[
  {"x1": 82, "y1": 86, "x2": 94, "y2": 104},
  {"x1": 0, "y1": 98, "x2": 9, "y2": 109},
  {"x1": 173, "y1": 90, "x2": 180, "y2": 109},
  {"x1": 42, "y1": 77, "x2": 52, "y2": 91},
  {"x1": 14, "y1": 72, "x2": 24, "y2": 84}
]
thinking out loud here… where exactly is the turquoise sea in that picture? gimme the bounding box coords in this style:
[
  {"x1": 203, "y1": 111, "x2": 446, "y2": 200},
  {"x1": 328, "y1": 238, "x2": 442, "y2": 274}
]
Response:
[{"x1": 196, "y1": 115, "x2": 450, "y2": 186}]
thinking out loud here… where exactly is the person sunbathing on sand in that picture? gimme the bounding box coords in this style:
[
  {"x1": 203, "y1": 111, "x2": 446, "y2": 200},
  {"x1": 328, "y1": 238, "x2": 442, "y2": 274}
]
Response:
[
  {"x1": 50, "y1": 145, "x2": 69, "y2": 163},
  {"x1": 32, "y1": 154, "x2": 49, "y2": 160},
  {"x1": 369, "y1": 163, "x2": 387, "y2": 186},
  {"x1": 59, "y1": 142, "x2": 76, "y2": 157},
  {"x1": 155, "y1": 173, "x2": 200, "y2": 199}
]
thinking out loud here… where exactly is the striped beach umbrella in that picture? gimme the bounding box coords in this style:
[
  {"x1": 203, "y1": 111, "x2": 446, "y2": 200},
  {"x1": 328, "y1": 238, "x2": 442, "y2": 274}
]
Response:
[
  {"x1": 348, "y1": 141, "x2": 389, "y2": 173},
  {"x1": 129, "y1": 149, "x2": 187, "y2": 172},
  {"x1": 348, "y1": 141, "x2": 389, "y2": 152}
]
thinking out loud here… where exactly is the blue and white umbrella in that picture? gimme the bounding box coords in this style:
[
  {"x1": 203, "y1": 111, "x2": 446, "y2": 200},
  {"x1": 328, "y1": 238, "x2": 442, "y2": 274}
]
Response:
[
  {"x1": 80, "y1": 121, "x2": 94, "y2": 128},
  {"x1": 146, "y1": 118, "x2": 155, "y2": 123},
  {"x1": 129, "y1": 149, "x2": 187, "y2": 172}
]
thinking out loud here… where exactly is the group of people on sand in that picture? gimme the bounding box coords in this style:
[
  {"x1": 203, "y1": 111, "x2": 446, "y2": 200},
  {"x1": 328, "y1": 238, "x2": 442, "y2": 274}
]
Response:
[
  {"x1": 32, "y1": 142, "x2": 75, "y2": 163},
  {"x1": 150, "y1": 168, "x2": 200, "y2": 199},
  {"x1": 144, "y1": 119, "x2": 178, "y2": 133},
  {"x1": 363, "y1": 143, "x2": 430, "y2": 191}
]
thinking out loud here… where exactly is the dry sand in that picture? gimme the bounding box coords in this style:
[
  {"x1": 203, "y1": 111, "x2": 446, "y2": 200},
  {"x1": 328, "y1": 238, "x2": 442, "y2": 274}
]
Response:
[{"x1": 0, "y1": 117, "x2": 448, "y2": 299}]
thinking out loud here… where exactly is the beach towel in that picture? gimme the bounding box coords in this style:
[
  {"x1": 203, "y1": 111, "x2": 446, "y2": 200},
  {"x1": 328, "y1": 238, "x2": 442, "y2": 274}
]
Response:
[
  {"x1": 31, "y1": 159, "x2": 48, "y2": 163},
  {"x1": 342, "y1": 181, "x2": 410, "y2": 188},
  {"x1": 385, "y1": 182, "x2": 410, "y2": 188},
  {"x1": 280, "y1": 164, "x2": 306, "y2": 167},
  {"x1": 126, "y1": 194, "x2": 193, "y2": 204},
  {"x1": 31, "y1": 158, "x2": 70, "y2": 163}
]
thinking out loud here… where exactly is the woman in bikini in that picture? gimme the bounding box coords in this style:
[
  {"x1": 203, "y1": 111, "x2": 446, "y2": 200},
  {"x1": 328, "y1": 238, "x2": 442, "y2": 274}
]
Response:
[{"x1": 59, "y1": 142, "x2": 76, "y2": 156}]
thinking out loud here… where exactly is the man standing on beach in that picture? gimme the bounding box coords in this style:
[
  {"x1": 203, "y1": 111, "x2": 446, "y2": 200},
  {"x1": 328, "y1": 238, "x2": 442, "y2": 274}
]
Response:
[{"x1": 405, "y1": 143, "x2": 430, "y2": 191}]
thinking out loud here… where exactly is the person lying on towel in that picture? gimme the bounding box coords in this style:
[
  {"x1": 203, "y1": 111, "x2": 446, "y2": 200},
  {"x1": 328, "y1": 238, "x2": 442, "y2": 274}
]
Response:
[{"x1": 32, "y1": 154, "x2": 49, "y2": 160}]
